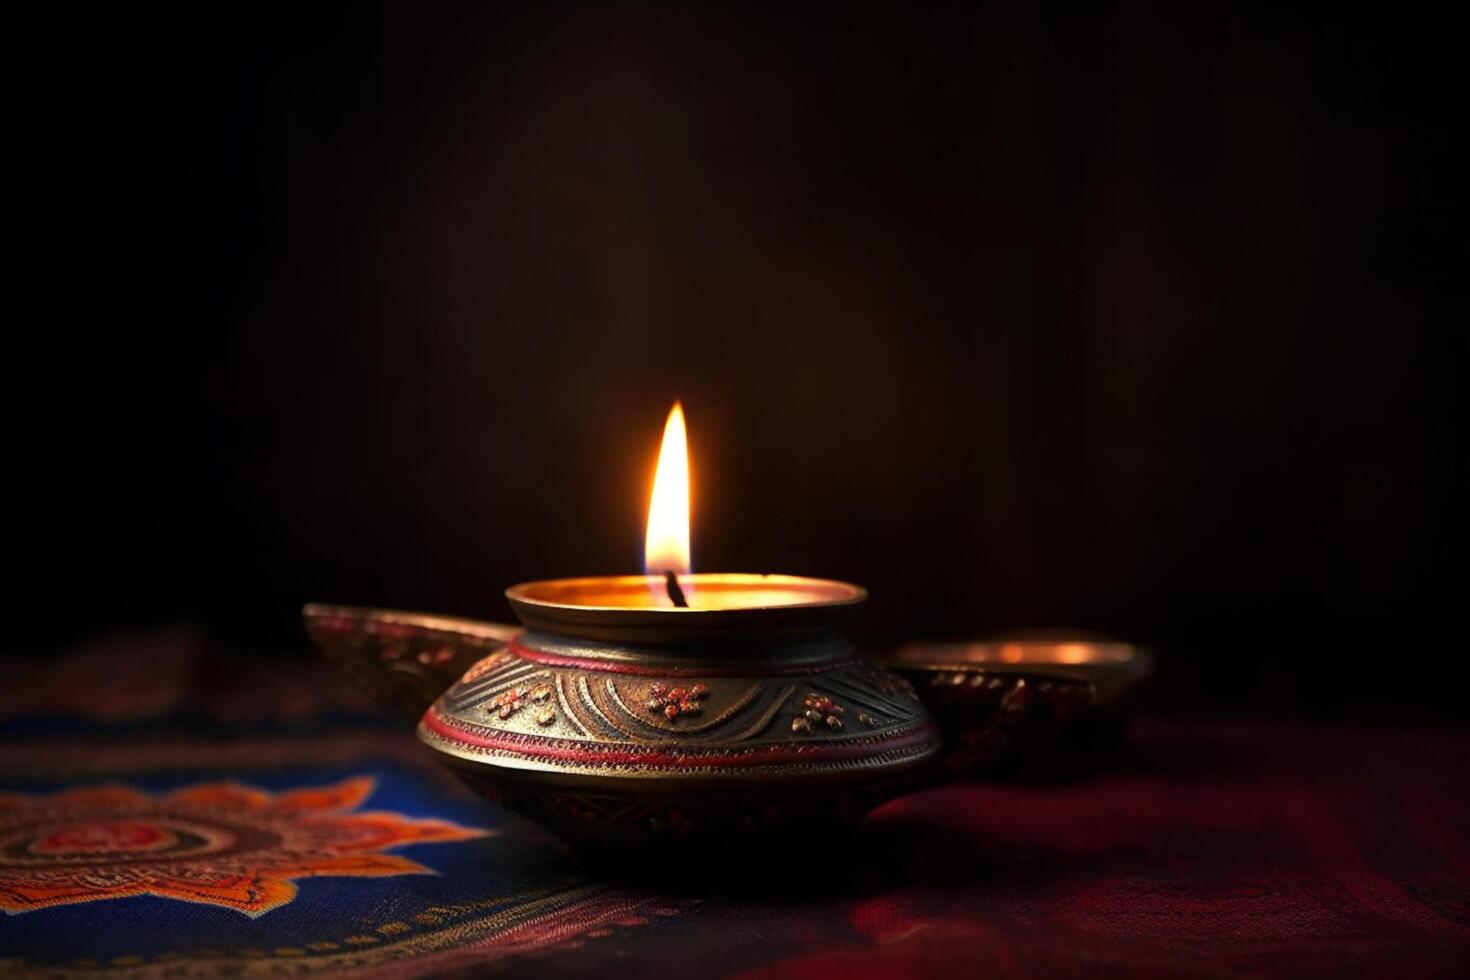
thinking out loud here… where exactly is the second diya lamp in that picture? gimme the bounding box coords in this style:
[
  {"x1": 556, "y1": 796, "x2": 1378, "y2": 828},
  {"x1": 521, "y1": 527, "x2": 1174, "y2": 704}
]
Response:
[{"x1": 882, "y1": 631, "x2": 1153, "y2": 778}]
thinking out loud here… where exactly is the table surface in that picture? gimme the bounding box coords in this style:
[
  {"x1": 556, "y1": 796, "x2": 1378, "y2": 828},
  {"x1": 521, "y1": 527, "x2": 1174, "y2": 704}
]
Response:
[{"x1": 1, "y1": 634, "x2": 1467, "y2": 979}]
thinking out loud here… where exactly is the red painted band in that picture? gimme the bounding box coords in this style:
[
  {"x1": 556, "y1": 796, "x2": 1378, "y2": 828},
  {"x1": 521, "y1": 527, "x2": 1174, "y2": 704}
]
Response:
[
  {"x1": 423, "y1": 707, "x2": 937, "y2": 769},
  {"x1": 506, "y1": 637, "x2": 854, "y2": 677}
]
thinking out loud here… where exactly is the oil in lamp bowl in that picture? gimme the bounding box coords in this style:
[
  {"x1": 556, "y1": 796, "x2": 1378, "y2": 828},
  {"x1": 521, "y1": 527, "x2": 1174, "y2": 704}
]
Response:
[
  {"x1": 879, "y1": 632, "x2": 1152, "y2": 779},
  {"x1": 310, "y1": 576, "x2": 942, "y2": 848}
]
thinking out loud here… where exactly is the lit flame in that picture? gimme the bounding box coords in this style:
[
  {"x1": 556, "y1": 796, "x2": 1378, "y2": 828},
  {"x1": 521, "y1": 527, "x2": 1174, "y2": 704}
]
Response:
[{"x1": 644, "y1": 401, "x2": 691, "y2": 578}]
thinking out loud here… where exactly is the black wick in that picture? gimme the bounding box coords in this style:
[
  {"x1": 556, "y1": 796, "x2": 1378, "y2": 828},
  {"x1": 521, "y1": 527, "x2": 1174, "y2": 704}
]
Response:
[{"x1": 663, "y1": 570, "x2": 689, "y2": 608}]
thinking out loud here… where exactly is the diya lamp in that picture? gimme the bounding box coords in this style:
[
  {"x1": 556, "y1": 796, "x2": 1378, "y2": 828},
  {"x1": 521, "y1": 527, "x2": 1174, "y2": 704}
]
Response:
[
  {"x1": 308, "y1": 403, "x2": 941, "y2": 847},
  {"x1": 881, "y1": 631, "x2": 1152, "y2": 778}
]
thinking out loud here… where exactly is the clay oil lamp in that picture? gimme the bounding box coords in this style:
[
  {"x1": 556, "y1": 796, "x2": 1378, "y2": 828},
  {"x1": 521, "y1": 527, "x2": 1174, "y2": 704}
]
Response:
[{"x1": 307, "y1": 404, "x2": 941, "y2": 847}]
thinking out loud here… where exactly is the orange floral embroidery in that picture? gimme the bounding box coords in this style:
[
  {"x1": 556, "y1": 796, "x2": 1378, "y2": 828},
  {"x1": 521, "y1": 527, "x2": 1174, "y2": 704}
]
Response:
[{"x1": 0, "y1": 777, "x2": 488, "y2": 917}]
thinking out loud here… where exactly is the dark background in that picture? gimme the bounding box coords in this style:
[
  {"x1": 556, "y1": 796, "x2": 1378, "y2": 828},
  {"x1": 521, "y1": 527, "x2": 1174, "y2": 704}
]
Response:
[{"x1": 4, "y1": 3, "x2": 1463, "y2": 718}]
